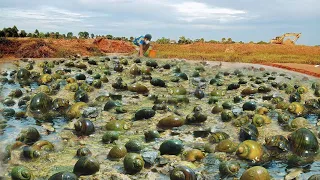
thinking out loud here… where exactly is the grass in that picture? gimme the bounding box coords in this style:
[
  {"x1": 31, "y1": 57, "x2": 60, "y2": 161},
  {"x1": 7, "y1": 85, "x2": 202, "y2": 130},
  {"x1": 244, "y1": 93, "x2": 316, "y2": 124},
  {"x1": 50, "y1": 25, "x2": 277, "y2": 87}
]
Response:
[{"x1": 154, "y1": 43, "x2": 320, "y2": 64}]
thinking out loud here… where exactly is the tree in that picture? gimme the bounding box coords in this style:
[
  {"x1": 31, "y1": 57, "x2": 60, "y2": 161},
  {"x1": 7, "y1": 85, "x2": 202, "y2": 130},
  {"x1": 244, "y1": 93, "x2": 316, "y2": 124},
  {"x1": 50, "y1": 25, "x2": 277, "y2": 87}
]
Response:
[
  {"x1": 156, "y1": 37, "x2": 170, "y2": 44},
  {"x1": 106, "y1": 34, "x2": 113, "y2": 39},
  {"x1": 39, "y1": 32, "x2": 45, "y2": 38},
  {"x1": 221, "y1": 38, "x2": 226, "y2": 43},
  {"x1": 91, "y1": 33, "x2": 95, "y2": 39},
  {"x1": 3, "y1": 28, "x2": 13, "y2": 37},
  {"x1": 67, "y1": 32, "x2": 73, "y2": 39},
  {"x1": 34, "y1": 29, "x2": 39, "y2": 37},
  {"x1": 178, "y1": 36, "x2": 186, "y2": 44},
  {"x1": 45, "y1": 32, "x2": 50, "y2": 38},
  {"x1": 0, "y1": 30, "x2": 5, "y2": 37},
  {"x1": 27, "y1": 33, "x2": 33, "y2": 37},
  {"x1": 12, "y1": 26, "x2": 19, "y2": 37},
  {"x1": 19, "y1": 30, "x2": 27, "y2": 37},
  {"x1": 83, "y1": 31, "x2": 89, "y2": 39},
  {"x1": 55, "y1": 32, "x2": 60, "y2": 39},
  {"x1": 78, "y1": 32, "x2": 84, "y2": 38}
]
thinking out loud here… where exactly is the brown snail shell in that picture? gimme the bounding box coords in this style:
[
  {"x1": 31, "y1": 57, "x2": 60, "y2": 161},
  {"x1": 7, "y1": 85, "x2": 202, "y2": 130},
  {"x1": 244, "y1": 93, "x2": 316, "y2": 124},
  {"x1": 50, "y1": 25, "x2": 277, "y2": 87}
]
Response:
[
  {"x1": 108, "y1": 145, "x2": 127, "y2": 160},
  {"x1": 184, "y1": 149, "x2": 205, "y2": 162},
  {"x1": 240, "y1": 166, "x2": 270, "y2": 180},
  {"x1": 215, "y1": 139, "x2": 239, "y2": 153},
  {"x1": 158, "y1": 115, "x2": 185, "y2": 129},
  {"x1": 170, "y1": 166, "x2": 196, "y2": 180},
  {"x1": 208, "y1": 131, "x2": 229, "y2": 143}
]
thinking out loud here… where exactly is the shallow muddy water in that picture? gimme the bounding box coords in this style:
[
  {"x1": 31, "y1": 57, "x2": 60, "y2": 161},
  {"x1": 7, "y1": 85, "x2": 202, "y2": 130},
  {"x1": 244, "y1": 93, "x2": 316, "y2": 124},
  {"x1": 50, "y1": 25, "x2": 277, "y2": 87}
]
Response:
[{"x1": 0, "y1": 57, "x2": 319, "y2": 180}]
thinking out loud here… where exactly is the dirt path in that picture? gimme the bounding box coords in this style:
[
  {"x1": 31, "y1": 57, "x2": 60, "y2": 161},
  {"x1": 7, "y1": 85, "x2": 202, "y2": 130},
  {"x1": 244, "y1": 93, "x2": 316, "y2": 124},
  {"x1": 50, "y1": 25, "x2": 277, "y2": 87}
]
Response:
[{"x1": 262, "y1": 63, "x2": 320, "y2": 78}]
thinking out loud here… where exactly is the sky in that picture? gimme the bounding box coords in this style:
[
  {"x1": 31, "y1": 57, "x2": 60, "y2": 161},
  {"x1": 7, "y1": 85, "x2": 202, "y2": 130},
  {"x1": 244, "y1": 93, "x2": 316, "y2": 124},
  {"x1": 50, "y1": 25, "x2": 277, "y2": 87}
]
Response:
[{"x1": 0, "y1": 0, "x2": 319, "y2": 45}]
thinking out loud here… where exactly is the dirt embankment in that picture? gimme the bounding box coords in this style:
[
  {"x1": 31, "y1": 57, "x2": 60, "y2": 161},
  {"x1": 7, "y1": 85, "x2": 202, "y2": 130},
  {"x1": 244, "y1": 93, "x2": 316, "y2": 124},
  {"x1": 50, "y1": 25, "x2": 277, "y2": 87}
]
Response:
[{"x1": 0, "y1": 38, "x2": 135, "y2": 58}]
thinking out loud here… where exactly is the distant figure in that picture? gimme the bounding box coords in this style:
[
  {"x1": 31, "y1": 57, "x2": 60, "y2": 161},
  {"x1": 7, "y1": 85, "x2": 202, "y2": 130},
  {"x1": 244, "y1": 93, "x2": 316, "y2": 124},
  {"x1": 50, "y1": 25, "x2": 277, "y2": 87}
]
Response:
[{"x1": 133, "y1": 34, "x2": 152, "y2": 57}]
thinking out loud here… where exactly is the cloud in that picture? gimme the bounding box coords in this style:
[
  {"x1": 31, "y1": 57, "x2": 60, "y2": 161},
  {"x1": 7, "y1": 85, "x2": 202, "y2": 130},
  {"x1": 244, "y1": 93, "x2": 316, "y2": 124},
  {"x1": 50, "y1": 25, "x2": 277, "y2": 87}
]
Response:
[
  {"x1": 170, "y1": 1, "x2": 248, "y2": 22},
  {"x1": 0, "y1": 6, "x2": 91, "y2": 23}
]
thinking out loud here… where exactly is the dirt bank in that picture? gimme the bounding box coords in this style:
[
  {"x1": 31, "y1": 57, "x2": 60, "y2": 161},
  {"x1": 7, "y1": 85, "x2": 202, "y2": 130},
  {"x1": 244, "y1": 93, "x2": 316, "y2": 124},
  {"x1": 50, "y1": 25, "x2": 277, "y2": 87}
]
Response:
[
  {"x1": 0, "y1": 38, "x2": 135, "y2": 58},
  {"x1": 262, "y1": 63, "x2": 320, "y2": 78}
]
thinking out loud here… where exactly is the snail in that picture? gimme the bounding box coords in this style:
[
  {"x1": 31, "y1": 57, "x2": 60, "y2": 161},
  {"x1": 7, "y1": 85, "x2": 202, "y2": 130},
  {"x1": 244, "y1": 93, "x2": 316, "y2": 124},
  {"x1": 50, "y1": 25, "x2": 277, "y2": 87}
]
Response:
[
  {"x1": 74, "y1": 119, "x2": 95, "y2": 136},
  {"x1": 48, "y1": 172, "x2": 78, "y2": 180},
  {"x1": 288, "y1": 102, "x2": 305, "y2": 116},
  {"x1": 128, "y1": 84, "x2": 149, "y2": 94},
  {"x1": 219, "y1": 161, "x2": 240, "y2": 177},
  {"x1": 76, "y1": 147, "x2": 92, "y2": 157},
  {"x1": 160, "y1": 139, "x2": 183, "y2": 155},
  {"x1": 16, "y1": 68, "x2": 31, "y2": 85},
  {"x1": 102, "y1": 131, "x2": 119, "y2": 144},
  {"x1": 240, "y1": 166, "x2": 270, "y2": 180},
  {"x1": 288, "y1": 128, "x2": 319, "y2": 157},
  {"x1": 186, "y1": 107, "x2": 207, "y2": 124},
  {"x1": 232, "y1": 116, "x2": 250, "y2": 127},
  {"x1": 170, "y1": 87, "x2": 187, "y2": 95},
  {"x1": 170, "y1": 166, "x2": 196, "y2": 180},
  {"x1": 103, "y1": 100, "x2": 122, "y2": 111},
  {"x1": 125, "y1": 140, "x2": 143, "y2": 153},
  {"x1": 29, "y1": 93, "x2": 53, "y2": 115},
  {"x1": 215, "y1": 139, "x2": 239, "y2": 153},
  {"x1": 129, "y1": 64, "x2": 141, "y2": 75},
  {"x1": 105, "y1": 120, "x2": 130, "y2": 131},
  {"x1": 252, "y1": 114, "x2": 272, "y2": 127},
  {"x1": 66, "y1": 102, "x2": 87, "y2": 120},
  {"x1": 208, "y1": 132, "x2": 230, "y2": 143},
  {"x1": 150, "y1": 78, "x2": 166, "y2": 87},
  {"x1": 123, "y1": 153, "x2": 145, "y2": 174},
  {"x1": 265, "y1": 135, "x2": 289, "y2": 152},
  {"x1": 108, "y1": 145, "x2": 127, "y2": 160},
  {"x1": 134, "y1": 108, "x2": 155, "y2": 120},
  {"x1": 240, "y1": 124, "x2": 259, "y2": 141},
  {"x1": 144, "y1": 130, "x2": 160, "y2": 142},
  {"x1": 220, "y1": 110, "x2": 234, "y2": 122},
  {"x1": 16, "y1": 127, "x2": 40, "y2": 145},
  {"x1": 22, "y1": 146, "x2": 40, "y2": 159},
  {"x1": 158, "y1": 115, "x2": 185, "y2": 128},
  {"x1": 73, "y1": 157, "x2": 100, "y2": 176},
  {"x1": 184, "y1": 149, "x2": 205, "y2": 162},
  {"x1": 243, "y1": 101, "x2": 257, "y2": 111},
  {"x1": 236, "y1": 140, "x2": 264, "y2": 162},
  {"x1": 11, "y1": 166, "x2": 33, "y2": 180}
]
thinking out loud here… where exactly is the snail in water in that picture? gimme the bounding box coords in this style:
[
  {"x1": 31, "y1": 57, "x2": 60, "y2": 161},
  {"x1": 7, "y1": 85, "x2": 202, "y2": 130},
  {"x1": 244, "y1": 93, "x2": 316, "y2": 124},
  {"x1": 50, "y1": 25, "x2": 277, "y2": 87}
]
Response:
[
  {"x1": 219, "y1": 161, "x2": 240, "y2": 177},
  {"x1": 288, "y1": 128, "x2": 319, "y2": 157},
  {"x1": 16, "y1": 127, "x2": 40, "y2": 145},
  {"x1": 208, "y1": 131, "x2": 230, "y2": 143},
  {"x1": 170, "y1": 166, "x2": 196, "y2": 180},
  {"x1": 265, "y1": 135, "x2": 289, "y2": 153},
  {"x1": 239, "y1": 124, "x2": 259, "y2": 141},
  {"x1": 160, "y1": 139, "x2": 183, "y2": 155},
  {"x1": 215, "y1": 139, "x2": 239, "y2": 153}
]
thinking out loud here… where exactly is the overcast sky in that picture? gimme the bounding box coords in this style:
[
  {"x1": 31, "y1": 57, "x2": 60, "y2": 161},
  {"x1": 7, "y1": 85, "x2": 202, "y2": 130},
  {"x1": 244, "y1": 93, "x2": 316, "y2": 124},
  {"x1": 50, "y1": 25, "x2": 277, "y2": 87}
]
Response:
[{"x1": 0, "y1": 0, "x2": 319, "y2": 45}]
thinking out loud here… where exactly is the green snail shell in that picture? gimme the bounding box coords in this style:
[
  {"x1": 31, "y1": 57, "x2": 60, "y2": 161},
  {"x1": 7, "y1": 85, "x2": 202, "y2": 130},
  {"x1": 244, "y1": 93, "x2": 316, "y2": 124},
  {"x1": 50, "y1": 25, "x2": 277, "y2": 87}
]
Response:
[
  {"x1": 22, "y1": 146, "x2": 40, "y2": 159},
  {"x1": 239, "y1": 124, "x2": 259, "y2": 141},
  {"x1": 209, "y1": 132, "x2": 230, "y2": 143},
  {"x1": 215, "y1": 139, "x2": 238, "y2": 153},
  {"x1": 32, "y1": 140, "x2": 54, "y2": 151},
  {"x1": 219, "y1": 161, "x2": 240, "y2": 177},
  {"x1": 29, "y1": 93, "x2": 53, "y2": 114},
  {"x1": 125, "y1": 140, "x2": 143, "y2": 153},
  {"x1": 108, "y1": 145, "x2": 127, "y2": 160},
  {"x1": 11, "y1": 166, "x2": 33, "y2": 180},
  {"x1": 102, "y1": 131, "x2": 120, "y2": 144},
  {"x1": 48, "y1": 172, "x2": 78, "y2": 180},
  {"x1": 308, "y1": 174, "x2": 320, "y2": 180},
  {"x1": 76, "y1": 147, "x2": 92, "y2": 157},
  {"x1": 288, "y1": 128, "x2": 319, "y2": 157},
  {"x1": 170, "y1": 166, "x2": 196, "y2": 180},
  {"x1": 265, "y1": 135, "x2": 289, "y2": 152},
  {"x1": 73, "y1": 156, "x2": 100, "y2": 176},
  {"x1": 158, "y1": 115, "x2": 185, "y2": 128},
  {"x1": 134, "y1": 108, "x2": 156, "y2": 120},
  {"x1": 123, "y1": 153, "x2": 145, "y2": 174},
  {"x1": 160, "y1": 139, "x2": 183, "y2": 155},
  {"x1": 144, "y1": 130, "x2": 160, "y2": 142},
  {"x1": 105, "y1": 120, "x2": 129, "y2": 131},
  {"x1": 16, "y1": 127, "x2": 40, "y2": 145}
]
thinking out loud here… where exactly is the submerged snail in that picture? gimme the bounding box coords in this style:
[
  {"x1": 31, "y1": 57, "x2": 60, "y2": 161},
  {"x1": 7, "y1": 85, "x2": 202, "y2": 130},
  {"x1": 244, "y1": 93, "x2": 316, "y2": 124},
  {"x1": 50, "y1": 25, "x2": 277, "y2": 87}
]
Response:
[
  {"x1": 76, "y1": 147, "x2": 92, "y2": 157},
  {"x1": 74, "y1": 119, "x2": 95, "y2": 136},
  {"x1": 123, "y1": 153, "x2": 145, "y2": 174},
  {"x1": 219, "y1": 161, "x2": 240, "y2": 177},
  {"x1": 170, "y1": 166, "x2": 196, "y2": 180},
  {"x1": 11, "y1": 166, "x2": 33, "y2": 180}
]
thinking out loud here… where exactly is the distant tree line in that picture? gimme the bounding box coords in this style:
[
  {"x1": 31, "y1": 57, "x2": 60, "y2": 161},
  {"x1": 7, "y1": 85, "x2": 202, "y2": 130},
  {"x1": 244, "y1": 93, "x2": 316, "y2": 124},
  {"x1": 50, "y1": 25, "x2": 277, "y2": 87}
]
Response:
[
  {"x1": 1, "y1": 26, "x2": 270, "y2": 44},
  {"x1": 0, "y1": 26, "x2": 133, "y2": 41},
  {"x1": 157, "y1": 36, "x2": 269, "y2": 44}
]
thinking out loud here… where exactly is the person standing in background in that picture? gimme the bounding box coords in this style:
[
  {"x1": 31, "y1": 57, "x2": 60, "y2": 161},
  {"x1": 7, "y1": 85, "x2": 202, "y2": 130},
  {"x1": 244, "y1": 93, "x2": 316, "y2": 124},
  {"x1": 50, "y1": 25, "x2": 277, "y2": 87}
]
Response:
[{"x1": 133, "y1": 34, "x2": 152, "y2": 57}]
